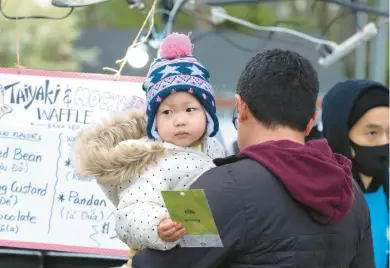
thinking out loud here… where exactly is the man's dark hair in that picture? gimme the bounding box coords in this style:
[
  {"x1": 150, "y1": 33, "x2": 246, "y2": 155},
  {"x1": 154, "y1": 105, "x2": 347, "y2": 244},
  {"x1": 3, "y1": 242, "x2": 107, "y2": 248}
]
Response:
[{"x1": 237, "y1": 49, "x2": 319, "y2": 132}]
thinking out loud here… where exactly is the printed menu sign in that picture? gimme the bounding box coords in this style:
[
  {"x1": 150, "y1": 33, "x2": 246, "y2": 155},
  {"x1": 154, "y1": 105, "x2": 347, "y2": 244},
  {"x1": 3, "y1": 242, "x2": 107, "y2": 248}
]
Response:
[{"x1": 0, "y1": 68, "x2": 145, "y2": 256}]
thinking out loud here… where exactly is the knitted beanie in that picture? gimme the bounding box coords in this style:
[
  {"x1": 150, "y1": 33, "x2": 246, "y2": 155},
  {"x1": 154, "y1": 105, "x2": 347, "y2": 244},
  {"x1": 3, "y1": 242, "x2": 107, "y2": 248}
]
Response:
[
  {"x1": 348, "y1": 87, "x2": 389, "y2": 129},
  {"x1": 142, "y1": 33, "x2": 219, "y2": 140}
]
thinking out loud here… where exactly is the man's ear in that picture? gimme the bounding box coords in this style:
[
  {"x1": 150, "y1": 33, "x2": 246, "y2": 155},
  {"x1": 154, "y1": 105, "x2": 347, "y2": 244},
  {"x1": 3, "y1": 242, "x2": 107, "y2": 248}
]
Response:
[
  {"x1": 235, "y1": 94, "x2": 249, "y2": 123},
  {"x1": 304, "y1": 112, "x2": 319, "y2": 136}
]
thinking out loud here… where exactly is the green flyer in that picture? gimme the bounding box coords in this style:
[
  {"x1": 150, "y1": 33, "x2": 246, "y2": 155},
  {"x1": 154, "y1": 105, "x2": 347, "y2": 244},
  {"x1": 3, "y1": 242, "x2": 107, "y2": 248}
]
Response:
[{"x1": 161, "y1": 190, "x2": 223, "y2": 248}]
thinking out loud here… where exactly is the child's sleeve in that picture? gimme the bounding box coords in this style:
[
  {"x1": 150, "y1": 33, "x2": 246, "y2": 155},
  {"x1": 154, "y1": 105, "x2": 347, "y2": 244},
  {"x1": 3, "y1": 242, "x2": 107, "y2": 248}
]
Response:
[{"x1": 115, "y1": 171, "x2": 179, "y2": 251}]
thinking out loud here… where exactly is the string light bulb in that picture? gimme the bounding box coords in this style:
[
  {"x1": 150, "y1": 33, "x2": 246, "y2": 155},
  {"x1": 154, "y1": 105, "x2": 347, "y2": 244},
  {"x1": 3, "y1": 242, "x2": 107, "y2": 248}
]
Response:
[{"x1": 126, "y1": 43, "x2": 150, "y2": 68}]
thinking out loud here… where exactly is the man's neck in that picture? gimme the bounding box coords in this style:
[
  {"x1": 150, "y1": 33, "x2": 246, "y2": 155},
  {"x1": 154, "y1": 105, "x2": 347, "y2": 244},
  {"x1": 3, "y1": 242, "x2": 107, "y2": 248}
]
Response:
[
  {"x1": 243, "y1": 124, "x2": 306, "y2": 148},
  {"x1": 359, "y1": 173, "x2": 373, "y2": 190}
]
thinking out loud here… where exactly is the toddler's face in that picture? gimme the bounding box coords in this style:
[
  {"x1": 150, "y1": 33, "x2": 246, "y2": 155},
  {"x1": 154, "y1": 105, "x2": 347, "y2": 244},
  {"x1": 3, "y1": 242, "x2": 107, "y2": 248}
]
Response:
[{"x1": 156, "y1": 92, "x2": 207, "y2": 147}]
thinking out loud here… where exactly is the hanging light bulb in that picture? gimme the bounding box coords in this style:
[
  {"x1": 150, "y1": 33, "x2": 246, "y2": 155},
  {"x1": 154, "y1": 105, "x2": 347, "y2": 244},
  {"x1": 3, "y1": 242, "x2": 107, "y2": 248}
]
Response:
[{"x1": 126, "y1": 43, "x2": 150, "y2": 69}]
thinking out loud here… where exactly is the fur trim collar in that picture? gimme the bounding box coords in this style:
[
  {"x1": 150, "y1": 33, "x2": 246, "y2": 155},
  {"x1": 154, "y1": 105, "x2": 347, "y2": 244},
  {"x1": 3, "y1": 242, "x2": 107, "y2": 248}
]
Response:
[{"x1": 72, "y1": 112, "x2": 167, "y2": 184}]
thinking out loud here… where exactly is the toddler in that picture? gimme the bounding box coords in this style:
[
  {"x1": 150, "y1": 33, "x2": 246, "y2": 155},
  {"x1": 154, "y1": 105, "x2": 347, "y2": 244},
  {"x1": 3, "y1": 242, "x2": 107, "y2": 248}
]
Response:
[{"x1": 73, "y1": 33, "x2": 225, "y2": 266}]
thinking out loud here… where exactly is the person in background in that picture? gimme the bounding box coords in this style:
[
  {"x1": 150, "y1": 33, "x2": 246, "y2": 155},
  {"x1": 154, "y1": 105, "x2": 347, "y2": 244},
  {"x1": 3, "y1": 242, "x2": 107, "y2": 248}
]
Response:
[
  {"x1": 132, "y1": 49, "x2": 374, "y2": 268},
  {"x1": 322, "y1": 79, "x2": 389, "y2": 268}
]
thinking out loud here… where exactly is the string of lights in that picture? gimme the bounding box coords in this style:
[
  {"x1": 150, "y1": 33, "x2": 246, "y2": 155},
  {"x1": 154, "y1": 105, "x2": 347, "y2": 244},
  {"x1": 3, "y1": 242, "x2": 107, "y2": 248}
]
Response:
[
  {"x1": 0, "y1": 0, "x2": 388, "y2": 68},
  {"x1": 202, "y1": 0, "x2": 389, "y2": 17}
]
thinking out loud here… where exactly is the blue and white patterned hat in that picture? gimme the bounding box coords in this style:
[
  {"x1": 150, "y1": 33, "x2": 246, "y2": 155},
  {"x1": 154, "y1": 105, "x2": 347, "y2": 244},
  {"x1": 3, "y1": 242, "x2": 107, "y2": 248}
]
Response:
[{"x1": 142, "y1": 33, "x2": 219, "y2": 140}]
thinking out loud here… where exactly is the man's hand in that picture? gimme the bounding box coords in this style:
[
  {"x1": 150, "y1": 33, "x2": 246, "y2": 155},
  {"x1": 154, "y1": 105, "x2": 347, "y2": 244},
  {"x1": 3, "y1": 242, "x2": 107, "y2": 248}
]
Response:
[{"x1": 158, "y1": 218, "x2": 187, "y2": 242}]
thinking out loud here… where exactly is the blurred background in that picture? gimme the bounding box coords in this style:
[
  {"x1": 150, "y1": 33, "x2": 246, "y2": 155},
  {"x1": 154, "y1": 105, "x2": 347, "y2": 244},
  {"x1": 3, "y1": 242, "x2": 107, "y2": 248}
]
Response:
[
  {"x1": 1, "y1": 0, "x2": 388, "y2": 88},
  {"x1": 0, "y1": 1, "x2": 388, "y2": 267},
  {"x1": 1, "y1": 0, "x2": 387, "y2": 153}
]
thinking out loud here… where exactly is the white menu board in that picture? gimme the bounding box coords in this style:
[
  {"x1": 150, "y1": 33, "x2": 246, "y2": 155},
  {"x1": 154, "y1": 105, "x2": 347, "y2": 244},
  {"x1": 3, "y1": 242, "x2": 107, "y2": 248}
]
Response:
[{"x1": 0, "y1": 68, "x2": 145, "y2": 257}]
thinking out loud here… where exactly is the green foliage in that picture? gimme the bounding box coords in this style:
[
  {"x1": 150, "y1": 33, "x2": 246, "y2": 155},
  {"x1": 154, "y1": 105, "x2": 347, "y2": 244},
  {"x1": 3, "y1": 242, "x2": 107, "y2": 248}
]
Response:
[
  {"x1": 80, "y1": 1, "x2": 278, "y2": 30},
  {"x1": 80, "y1": 1, "x2": 194, "y2": 29},
  {"x1": 0, "y1": 1, "x2": 98, "y2": 71}
]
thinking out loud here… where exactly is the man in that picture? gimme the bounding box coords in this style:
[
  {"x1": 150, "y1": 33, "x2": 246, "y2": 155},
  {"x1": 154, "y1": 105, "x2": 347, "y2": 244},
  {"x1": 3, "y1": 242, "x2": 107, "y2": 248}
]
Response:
[
  {"x1": 322, "y1": 79, "x2": 389, "y2": 268},
  {"x1": 132, "y1": 49, "x2": 374, "y2": 267}
]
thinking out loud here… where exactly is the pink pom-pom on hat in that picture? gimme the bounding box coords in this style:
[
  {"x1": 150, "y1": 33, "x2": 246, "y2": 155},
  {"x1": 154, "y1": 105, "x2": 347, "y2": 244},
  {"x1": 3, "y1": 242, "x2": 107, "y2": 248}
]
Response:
[{"x1": 160, "y1": 33, "x2": 193, "y2": 59}]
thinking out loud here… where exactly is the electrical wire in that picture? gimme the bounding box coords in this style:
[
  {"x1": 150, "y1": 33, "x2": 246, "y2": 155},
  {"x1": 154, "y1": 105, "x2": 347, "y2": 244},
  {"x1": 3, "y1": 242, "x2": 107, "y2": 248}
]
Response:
[
  {"x1": 0, "y1": 0, "x2": 74, "y2": 20},
  {"x1": 183, "y1": 6, "x2": 340, "y2": 50},
  {"x1": 202, "y1": 0, "x2": 389, "y2": 17},
  {"x1": 211, "y1": 9, "x2": 340, "y2": 49},
  {"x1": 179, "y1": 9, "x2": 261, "y2": 52},
  {"x1": 183, "y1": 9, "x2": 316, "y2": 53},
  {"x1": 150, "y1": 0, "x2": 188, "y2": 39},
  {"x1": 151, "y1": 8, "x2": 172, "y2": 40},
  {"x1": 218, "y1": 20, "x2": 304, "y2": 53},
  {"x1": 149, "y1": 0, "x2": 387, "y2": 67},
  {"x1": 165, "y1": 0, "x2": 189, "y2": 33},
  {"x1": 216, "y1": 27, "x2": 317, "y2": 53},
  {"x1": 258, "y1": 20, "x2": 303, "y2": 50},
  {"x1": 321, "y1": 0, "x2": 388, "y2": 17}
]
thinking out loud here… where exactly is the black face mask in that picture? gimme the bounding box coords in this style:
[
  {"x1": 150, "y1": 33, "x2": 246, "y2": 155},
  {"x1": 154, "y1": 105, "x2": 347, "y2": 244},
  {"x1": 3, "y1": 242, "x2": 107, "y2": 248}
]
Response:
[{"x1": 350, "y1": 141, "x2": 389, "y2": 177}]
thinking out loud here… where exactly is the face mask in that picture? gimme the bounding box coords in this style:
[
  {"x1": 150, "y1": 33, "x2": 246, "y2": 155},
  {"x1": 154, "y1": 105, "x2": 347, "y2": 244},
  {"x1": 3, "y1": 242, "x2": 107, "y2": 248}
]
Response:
[{"x1": 350, "y1": 141, "x2": 389, "y2": 177}]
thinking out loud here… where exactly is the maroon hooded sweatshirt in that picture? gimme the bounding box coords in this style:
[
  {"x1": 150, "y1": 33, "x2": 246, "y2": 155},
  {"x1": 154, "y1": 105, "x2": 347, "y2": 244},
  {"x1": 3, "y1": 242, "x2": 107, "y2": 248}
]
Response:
[{"x1": 240, "y1": 138, "x2": 355, "y2": 224}]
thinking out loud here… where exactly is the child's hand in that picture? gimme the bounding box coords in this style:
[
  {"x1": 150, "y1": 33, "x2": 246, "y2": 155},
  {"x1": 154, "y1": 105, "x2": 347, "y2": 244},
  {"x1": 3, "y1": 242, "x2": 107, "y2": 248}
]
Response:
[{"x1": 158, "y1": 218, "x2": 187, "y2": 242}]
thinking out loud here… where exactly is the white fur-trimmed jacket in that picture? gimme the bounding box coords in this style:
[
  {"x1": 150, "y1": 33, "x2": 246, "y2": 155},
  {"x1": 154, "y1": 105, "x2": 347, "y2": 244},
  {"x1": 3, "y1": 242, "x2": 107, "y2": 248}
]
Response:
[{"x1": 72, "y1": 112, "x2": 225, "y2": 251}]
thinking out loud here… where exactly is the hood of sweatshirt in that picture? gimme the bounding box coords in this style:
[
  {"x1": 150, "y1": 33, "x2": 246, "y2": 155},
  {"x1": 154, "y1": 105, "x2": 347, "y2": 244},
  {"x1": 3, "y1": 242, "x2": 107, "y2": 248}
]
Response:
[{"x1": 241, "y1": 139, "x2": 354, "y2": 224}]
